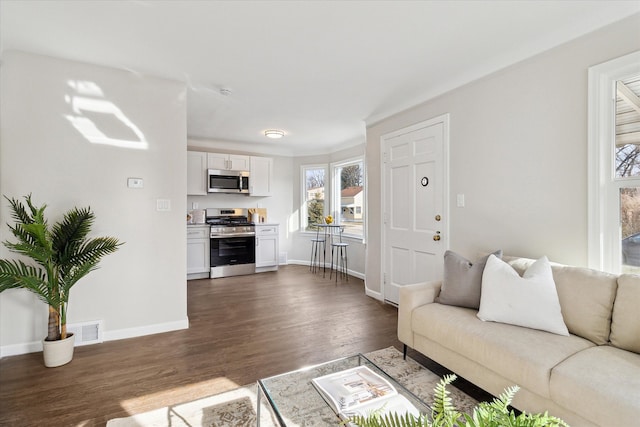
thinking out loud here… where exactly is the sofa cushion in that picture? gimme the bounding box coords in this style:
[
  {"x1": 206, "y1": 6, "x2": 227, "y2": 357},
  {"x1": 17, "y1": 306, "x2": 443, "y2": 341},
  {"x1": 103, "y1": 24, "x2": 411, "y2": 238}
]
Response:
[
  {"x1": 610, "y1": 274, "x2": 640, "y2": 353},
  {"x1": 478, "y1": 255, "x2": 568, "y2": 336},
  {"x1": 505, "y1": 256, "x2": 618, "y2": 345},
  {"x1": 411, "y1": 303, "x2": 594, "y2": 398},
  {"x1": 436, "y1": 250, "x2": 502, "y2": 309},
  {"x1": 550, "y1": 346, "x2": 640, "y2": 427}
]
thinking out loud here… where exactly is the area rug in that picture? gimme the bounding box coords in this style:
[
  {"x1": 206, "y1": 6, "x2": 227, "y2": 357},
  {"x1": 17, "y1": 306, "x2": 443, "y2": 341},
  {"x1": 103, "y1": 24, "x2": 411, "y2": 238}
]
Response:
[{"x1": 107, "y1": 346, "x2": 479, "y2": 427}]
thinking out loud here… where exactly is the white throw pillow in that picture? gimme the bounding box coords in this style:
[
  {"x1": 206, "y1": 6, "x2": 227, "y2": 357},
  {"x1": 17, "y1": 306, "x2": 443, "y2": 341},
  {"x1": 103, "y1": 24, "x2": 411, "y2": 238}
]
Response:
[{"x1": 478, "y1": 255, "x2": 569, "y2": 336}]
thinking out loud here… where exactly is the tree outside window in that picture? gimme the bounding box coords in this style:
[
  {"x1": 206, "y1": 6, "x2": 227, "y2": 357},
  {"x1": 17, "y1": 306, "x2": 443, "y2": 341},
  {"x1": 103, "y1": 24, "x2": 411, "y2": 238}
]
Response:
[{"x1": 304, "y1": 166, "x2": 326, "y2": 231}]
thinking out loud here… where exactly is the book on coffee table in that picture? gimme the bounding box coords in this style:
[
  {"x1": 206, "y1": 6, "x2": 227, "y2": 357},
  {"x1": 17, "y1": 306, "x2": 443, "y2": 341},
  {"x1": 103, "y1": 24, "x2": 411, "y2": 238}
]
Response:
[{"x1": 311, "y1": 365, "x2": 420, "y2": 421}]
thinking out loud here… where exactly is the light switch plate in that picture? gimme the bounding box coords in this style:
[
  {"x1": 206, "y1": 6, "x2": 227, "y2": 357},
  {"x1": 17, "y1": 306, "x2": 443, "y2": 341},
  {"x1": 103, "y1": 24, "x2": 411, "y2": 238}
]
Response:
[
  {"x1": 456, "y1": 194, "x2": 465, "y2": 208},
  {"x1": 156, "y1": 199, "x2": 171, "y2": 211}
]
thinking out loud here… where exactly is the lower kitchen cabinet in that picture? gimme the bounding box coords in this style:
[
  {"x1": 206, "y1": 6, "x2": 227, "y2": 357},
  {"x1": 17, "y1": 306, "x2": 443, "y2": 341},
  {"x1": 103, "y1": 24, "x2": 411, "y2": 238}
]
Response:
[
  {"x1": 255, "y1": 224, "x2": 279, "y2": 273},
  {"x1": 187, "y1": 225, "x2": 210, "y2": 280}
]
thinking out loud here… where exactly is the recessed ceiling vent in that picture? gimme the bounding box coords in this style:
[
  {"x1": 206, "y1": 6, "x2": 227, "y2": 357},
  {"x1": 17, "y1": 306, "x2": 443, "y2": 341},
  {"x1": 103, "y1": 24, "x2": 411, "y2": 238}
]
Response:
[{"x1": 66, "y1": 320, "x2": 104, "y2": 346}]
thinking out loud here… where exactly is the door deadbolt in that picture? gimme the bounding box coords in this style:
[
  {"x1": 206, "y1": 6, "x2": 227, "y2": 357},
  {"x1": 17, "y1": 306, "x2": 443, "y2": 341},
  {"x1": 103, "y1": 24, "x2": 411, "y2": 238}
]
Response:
[{"x1": 435, "y1": 215, "x2": 441, "y2": 221}]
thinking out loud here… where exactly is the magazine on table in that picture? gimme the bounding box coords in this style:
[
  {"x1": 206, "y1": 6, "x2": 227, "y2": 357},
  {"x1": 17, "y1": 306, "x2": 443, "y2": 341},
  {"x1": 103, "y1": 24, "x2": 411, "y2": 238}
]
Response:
[{"x1": 311, "y1": 365, "x2": 420, "y2": 421}]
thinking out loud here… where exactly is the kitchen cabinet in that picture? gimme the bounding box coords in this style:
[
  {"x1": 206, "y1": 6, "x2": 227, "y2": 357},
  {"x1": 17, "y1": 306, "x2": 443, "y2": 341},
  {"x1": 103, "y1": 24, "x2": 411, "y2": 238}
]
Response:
[
  {"x1": 187, "y1": 150, "x2": 272, "y2": 196},
  {"x1": 249, "y1": 156, "x2": 273, "y2": 196},
  {"x1": 255, "y1": 224, "x2": 279, "y2": 273},
  {"x1": 187, "y1": 151, "x2": 207, "y2": 195},
  {"x1": 187, "y1": 225, "x2": 210, "y2": 279},
  {"x1": 207, "y1": 152, "x2": 250, "y2": 171}
]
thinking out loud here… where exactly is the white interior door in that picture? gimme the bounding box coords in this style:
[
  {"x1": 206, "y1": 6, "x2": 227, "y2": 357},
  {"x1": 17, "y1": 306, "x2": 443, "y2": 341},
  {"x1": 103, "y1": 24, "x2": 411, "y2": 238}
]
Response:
[{"x1": 382, "y1": 115, "x2": 448, "y2": 304}]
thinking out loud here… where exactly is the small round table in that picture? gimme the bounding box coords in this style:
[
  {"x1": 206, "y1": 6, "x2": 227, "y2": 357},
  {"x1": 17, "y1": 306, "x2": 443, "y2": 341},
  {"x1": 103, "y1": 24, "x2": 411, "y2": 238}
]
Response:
[{"x1": 313, "y1": 224, "x2": 348, "y2": 281}]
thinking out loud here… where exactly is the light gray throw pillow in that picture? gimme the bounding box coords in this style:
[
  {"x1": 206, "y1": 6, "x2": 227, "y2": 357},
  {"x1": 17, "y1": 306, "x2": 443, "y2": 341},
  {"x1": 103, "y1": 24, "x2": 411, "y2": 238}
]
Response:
[{"x1": 436, "y1": 250, "x2": 502, "y2": 309}]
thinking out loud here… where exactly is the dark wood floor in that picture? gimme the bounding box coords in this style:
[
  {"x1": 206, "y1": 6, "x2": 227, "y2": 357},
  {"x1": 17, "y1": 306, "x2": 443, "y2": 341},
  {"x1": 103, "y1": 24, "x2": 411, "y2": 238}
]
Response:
[
  {"x1": 0, "y1": 266, "x2": 410, "y2": 426},
  {"x1": 0, "y1": 265, "x2": 494, "y2": 426}
]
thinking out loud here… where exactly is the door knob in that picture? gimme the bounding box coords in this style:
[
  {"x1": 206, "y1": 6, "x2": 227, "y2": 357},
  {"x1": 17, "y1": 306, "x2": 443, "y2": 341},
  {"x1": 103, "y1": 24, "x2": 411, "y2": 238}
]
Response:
[{"x1": 433, "y1": 231, "x2": 441, "y2": 241}]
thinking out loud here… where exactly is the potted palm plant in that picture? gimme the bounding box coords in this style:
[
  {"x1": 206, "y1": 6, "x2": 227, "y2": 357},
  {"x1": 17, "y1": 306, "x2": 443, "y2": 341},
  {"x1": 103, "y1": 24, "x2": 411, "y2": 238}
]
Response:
[{"x1": 0, "y1": 194, "x2": 122, "y2": 367}]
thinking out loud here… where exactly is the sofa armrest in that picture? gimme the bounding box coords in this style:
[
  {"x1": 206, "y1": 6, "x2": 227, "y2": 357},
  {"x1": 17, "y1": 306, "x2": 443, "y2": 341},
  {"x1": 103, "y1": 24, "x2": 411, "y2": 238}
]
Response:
[{"x1": 397, "y1": 281, "x2": 442, "y2": 347}]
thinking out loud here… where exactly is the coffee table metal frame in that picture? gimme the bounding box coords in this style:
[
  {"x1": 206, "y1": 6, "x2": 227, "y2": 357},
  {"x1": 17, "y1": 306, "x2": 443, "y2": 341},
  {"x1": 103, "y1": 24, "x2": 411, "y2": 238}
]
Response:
[{"x1": 256, "y1": 353, "x2": 430, "y2": 426}]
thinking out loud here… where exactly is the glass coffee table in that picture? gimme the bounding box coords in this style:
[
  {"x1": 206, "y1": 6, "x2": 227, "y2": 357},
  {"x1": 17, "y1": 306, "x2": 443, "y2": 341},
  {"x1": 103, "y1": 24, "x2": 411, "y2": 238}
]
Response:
[{"x1": 257, "y1": 353, "x2": 430, "y2": 426}]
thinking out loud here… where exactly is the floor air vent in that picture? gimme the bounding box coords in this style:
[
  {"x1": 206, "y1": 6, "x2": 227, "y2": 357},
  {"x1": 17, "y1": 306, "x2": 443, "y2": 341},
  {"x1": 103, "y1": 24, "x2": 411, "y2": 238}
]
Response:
[{"x1": 67, "y1": 320, "x2": 103, "y2": 346}]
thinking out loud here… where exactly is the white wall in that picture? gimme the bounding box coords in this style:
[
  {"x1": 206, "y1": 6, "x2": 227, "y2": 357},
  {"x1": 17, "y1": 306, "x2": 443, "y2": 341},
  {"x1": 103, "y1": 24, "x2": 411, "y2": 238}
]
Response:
[
  {"x1": 0, "y1": 51, "x2": 188, "y2": 356},
  {"x1": 365, "y1": 14, "x2": 640, "y2": 295}
]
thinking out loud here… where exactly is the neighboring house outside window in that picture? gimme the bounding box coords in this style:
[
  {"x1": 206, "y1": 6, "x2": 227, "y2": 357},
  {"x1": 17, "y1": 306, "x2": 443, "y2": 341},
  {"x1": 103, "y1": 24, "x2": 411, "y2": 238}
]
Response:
[
  {"x1": 341, "y1": 186, "x2": 363, "y2": 221},
  {"x1": 332, "y1": 158, "x2": 365, "y2": 239}
]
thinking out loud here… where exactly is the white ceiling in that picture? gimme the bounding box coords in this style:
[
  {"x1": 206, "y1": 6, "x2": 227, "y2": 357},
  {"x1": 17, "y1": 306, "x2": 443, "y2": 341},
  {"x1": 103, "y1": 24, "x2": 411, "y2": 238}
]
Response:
[{"x1": 1, "y1": 1, "x2": 639, "y2": 155}]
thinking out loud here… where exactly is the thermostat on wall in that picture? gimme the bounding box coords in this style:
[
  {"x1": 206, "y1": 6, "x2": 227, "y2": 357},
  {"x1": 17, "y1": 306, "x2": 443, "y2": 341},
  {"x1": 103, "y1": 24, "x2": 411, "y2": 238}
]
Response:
[{"x1": 127, "y1": 178, "x2": 144, "y2": 189}]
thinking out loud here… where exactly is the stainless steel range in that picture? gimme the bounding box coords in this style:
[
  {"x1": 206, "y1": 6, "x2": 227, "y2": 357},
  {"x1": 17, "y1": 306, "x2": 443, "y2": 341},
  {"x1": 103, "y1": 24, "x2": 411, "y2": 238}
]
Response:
[{"x1": 206, "y1": 208, "x2": 256, "y2": 278}]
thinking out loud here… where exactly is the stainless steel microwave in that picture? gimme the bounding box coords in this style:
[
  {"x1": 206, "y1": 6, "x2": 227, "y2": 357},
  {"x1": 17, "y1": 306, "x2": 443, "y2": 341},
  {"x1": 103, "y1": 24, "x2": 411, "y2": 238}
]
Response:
[{"x1": 207, "y1": 169, "x2": 250, "y2": 194}]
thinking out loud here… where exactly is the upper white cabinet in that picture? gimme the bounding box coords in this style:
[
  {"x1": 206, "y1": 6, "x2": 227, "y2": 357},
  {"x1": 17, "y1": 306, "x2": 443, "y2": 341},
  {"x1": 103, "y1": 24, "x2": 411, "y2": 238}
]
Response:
[
  {"x1": 188, "y1": 150, "x2": 273, "y2": 197},
  {"x1": 187, "y1": 151, "x2": 207, "y2": 195},
  {"x1": 207, "y1": 153, "x2": 250, "y2": 171},
  {"x1": 250, "y1": 156, "x2": 273, "y2": 197}
]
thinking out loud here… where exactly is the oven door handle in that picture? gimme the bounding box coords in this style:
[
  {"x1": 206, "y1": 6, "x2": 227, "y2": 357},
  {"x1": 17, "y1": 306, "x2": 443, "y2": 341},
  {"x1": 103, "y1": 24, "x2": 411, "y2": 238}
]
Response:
[{"x1": 210, "y1": 233, "x2": 256, "y2": 239}]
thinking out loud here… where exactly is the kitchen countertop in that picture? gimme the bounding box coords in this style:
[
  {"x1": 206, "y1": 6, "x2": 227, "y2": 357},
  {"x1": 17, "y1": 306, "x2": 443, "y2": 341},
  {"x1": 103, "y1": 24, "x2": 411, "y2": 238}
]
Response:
[{"x1": 187, "y1": 223, "x2": 279, "y2": 226}]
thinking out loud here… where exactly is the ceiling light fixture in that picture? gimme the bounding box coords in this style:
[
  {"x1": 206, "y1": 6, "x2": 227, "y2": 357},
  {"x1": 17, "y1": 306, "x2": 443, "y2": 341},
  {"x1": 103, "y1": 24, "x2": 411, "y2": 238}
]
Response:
[{"x1": 264, "y1": 129, "x2": 284, "y2": 139}]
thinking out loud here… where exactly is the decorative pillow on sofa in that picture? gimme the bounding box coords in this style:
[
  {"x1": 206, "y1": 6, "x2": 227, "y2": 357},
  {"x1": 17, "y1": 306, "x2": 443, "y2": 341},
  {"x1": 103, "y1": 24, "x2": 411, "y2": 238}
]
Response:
[
  {"x1": 610, "y1": 274, "x2": 640, "y2": 353},
  {"x1": 436, "y1": 250, "x2": 502, "y2": 309},
  {"x1": 478, "y1": 255, "x2": 569, "y2": 336}
]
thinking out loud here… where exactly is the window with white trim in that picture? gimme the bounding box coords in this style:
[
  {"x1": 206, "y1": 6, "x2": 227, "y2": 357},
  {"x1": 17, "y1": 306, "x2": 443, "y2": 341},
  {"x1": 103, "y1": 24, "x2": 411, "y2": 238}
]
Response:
[
  {"x1": 331, "y1": 158, "x2": 365, "y2": 239},
  {"x1": 301, "y1": 165, "x2": 327, "y2": 231},
  {"x1": 588, "y1": 51, "x2": 640, "y2": 274},
  {"x1": 300, "y1": 158, "x2": 366, "y2": 239}
]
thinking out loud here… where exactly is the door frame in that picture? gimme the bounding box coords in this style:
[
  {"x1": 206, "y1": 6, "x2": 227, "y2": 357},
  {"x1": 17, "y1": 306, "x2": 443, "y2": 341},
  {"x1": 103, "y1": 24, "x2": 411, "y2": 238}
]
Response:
[{"x1": 380, "y1": 114, "x2": 450, "y2": 302}]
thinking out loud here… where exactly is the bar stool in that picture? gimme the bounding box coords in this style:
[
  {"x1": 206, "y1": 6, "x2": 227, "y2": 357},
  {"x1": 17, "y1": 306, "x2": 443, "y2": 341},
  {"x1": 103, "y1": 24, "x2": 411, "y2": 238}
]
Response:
[
  {"x1": 330, "y1": 227, "x2": 349, "y2": 282},
  {"x1": 309, "y1": 227, "x2": 325, "y2": 274}
]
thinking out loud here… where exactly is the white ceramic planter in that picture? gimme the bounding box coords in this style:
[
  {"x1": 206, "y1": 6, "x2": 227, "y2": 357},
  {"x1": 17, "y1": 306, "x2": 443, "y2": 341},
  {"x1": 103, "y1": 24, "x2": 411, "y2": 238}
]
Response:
[{"x1": 42, "y1": 333, "x2": 75, "y2": 367}]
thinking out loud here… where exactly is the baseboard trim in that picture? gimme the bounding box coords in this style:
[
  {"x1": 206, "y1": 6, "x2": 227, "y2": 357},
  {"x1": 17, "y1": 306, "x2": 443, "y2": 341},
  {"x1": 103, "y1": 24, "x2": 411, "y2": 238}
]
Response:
[
  {"x1": 104, "y1": 318, "x2": 189, "y2": 342},
  {"x1": 0, "y1": 341, "x2": 43, "y2": 358},
  {"x1": 1, "y1": 318, "x2": 190, "y2": 358},
  {"x1": 286, "y1": 259, "x2": 364, "y2": 280},
  {"x1": 365, "y1": 286, "x2": 384, "y2": 301}
]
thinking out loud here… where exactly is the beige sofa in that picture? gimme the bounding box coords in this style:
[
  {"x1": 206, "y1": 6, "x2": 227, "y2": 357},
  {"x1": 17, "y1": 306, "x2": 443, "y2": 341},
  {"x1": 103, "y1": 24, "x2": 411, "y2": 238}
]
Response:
[{"x1": 398, "y1": 256, "x2": 640, "y2": 427}]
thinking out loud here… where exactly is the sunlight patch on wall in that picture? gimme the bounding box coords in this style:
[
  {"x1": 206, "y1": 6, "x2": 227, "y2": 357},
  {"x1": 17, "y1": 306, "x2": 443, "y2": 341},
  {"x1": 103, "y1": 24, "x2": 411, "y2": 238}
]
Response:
[
  {"x1": 288, "y1": 209, "x2": 300, "y2": 234},
  {"x1": 64, "y1": 80, "x2": 148, "y2": 150}
]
